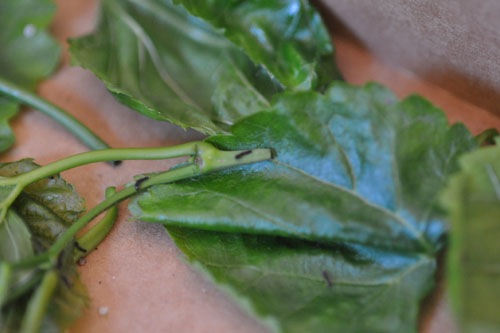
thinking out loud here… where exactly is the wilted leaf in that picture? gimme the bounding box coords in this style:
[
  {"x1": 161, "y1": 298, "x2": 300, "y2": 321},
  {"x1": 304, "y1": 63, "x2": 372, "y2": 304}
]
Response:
[{"x1": 0, "y1": 160, "x2": 87, "y2": 332}]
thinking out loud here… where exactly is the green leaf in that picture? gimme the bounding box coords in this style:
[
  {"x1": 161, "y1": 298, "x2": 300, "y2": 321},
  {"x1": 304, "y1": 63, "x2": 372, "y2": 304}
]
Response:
[
  {"x1": 0, "y1": 209, "x2": 33, "y2": 263},
  {"x1": 441, "y1": 142, "x2": 500, "y2": 332},
  {"x1": 129, "y1": 82, "x2": 476, "y2": 331},
  {"x1": 0, "y1": 160, "x2": 87, "y2": 333},
  {"x1": 131, "y1": 82, "x2": 476, "y2": 253},
  {"x1": 0, "y1": 0, "x2": 60, "y2": 153},
  {"x1": 70, "y1": 0, "x2": 338, "y2": 133},
  {"x1": 173, "y1": 0, "x2": 342, "y2": 91},
  {"x1": 168, "y1": 227, "x2": 436, "y2": 333},
  {"x1": 0, "y1": 101, "x2": 17, "y2": 153}
]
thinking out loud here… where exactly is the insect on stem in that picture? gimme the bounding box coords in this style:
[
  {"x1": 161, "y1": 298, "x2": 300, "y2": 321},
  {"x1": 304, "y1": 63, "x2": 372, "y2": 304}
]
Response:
[
  {"x1": 73, "y1": 241, "x2": 88, "y2": 253},
  {"x1": 235, "y1": 150, "x2": 253, "y2": 160},
  {"x1": 134, "y1": 176, "x2": 150, "y2": 191}
]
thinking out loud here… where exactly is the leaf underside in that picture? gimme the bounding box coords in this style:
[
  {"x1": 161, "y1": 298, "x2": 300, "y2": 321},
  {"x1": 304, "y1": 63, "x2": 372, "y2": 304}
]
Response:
[
  {"x1": 130, "y1": 82, "x2": 477, "y2": 332},
  {"x1": 168, "y1": 227, "x2": 436, "y2": 333}
]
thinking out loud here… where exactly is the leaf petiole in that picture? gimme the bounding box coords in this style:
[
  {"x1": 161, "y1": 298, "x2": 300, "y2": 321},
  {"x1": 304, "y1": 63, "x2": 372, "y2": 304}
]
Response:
[
  {"x1": 0, "y1": 76, "x2": 110, "y2": 151},
  {"x1": 19, "y1": 270, "x2": 58, "y2": 333},
  {"x1": 74, "y1": 187, "x2": 119, "y2": 261},
  {"x1": 0, "y1": 262, "x2": 12, "y2": 306}
]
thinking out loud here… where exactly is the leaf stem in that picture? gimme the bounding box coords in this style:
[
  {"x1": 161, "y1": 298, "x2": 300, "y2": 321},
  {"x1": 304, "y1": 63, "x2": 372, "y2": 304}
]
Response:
[
  {"x1": 0, "y1": 262, "x2": 12, "y2": 306},
  {"x1": 0, "y1": 76, "x2": 110, "y2": 151},
  {"x1": 19, "y1": 270, "x2": 58, "y2": 333},
  {"x1": 2, "y1": 142, "x2": 200, "y2": 188},
  {"x1": 48, "y1": 164, "x2": 200, "y2": 258},
  {"x1": 74, "y1": 187, "x2": 119, "y2": 261}
]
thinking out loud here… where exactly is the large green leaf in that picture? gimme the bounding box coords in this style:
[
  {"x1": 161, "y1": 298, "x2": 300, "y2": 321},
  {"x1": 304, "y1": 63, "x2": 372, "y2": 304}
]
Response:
[
  {"x1": 0, "y1": 0, "x2": 60, "y2": 153},
  {"x1": 441, "y1": 141, "x2": 500, "y2": 333},
  {"x1": 70, "y1": 0, "x2": 338, "y2": 134},
  {"x1": 174, "y1": 0, "x2": 341, "y2": 91},
  {"x1": 0, "y1": 160, "x2": 87, "y2": 332},
  {"x1": 168, "y1": 227, "x2": 435, "y2": 333},
  {"x1": 131, "y1": 82, "x2": 476, "y2": 253},
  {"x1": 130, "y1": 82, "x2": 476, "y2": 331}
]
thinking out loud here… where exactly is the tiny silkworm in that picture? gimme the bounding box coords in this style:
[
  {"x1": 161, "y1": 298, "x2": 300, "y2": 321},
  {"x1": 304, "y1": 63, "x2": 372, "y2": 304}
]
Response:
[
  {"x1": 235, "y1": 150, "x2": 253, "y2": 160},
  {"x1": 134, "y1": 176, "x2": 150, "y2": 191},
  {"x1": 74, "y1": 241, "x2": 87, "y2": 253}
]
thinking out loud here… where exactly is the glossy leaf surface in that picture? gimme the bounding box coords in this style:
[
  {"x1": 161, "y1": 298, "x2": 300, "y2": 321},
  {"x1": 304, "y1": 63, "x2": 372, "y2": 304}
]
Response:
[
  {"x1": 441, "y1": 141, "x2": 500, "y2": 333},
  {"x1": 70, "y1": 0, "x2": 338, "y2": 133},
  {"x1": 174, "y1": 0, "x2": 341, "y2": 91}
]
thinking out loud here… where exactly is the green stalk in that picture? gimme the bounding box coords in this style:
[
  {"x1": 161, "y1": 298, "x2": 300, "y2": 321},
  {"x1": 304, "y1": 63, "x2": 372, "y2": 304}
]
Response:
[
  {"x1": 0, "y1": 142, "x2": 203, "y2": 224},
  {"x1": 0, "y1": 262, "x2": 12, "y2": 306},
  {"x1": 19, "y1": 270, "x2": 58, "y2": 333},
  {"x1": 2, "y1": 142, "x2": 200, "y2": 188},
  {"x1": 48, "y1": 164, "x2": 200, "y2": 258},
  {"x1": 73, "y1": 187, "x2": 119, "y2": 261},
  {"x1": 10, "y1": 143, "x2": 272, "y2": 268},
  {"x1": 0, "y1": 76, "x2": 109, "y2": 151}
]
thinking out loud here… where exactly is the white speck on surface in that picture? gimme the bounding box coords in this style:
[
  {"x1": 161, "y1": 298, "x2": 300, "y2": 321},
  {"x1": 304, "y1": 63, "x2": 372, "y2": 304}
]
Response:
[
  {"x1": 98, "y1": 306, "x2": 109, "y2": 316},
  {"x1": 23, "y1": 24, "x2": 37, "y2": 37}
]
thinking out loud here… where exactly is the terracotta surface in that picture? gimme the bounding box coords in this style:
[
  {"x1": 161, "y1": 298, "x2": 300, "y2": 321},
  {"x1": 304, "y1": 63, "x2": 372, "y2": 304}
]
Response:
[{"x1": 2, "y1": 1, "x2": 500, "y2": 332}]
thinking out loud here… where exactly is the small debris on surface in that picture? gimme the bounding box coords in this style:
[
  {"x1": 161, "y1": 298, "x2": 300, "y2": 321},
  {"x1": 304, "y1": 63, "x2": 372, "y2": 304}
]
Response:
[
  {"x1": 23, "y1": 24, "x2": 36, "y2": 37},
  {"x1": 98, "y1": 306, "x2": 109, "y2": 316},
  {"x1": 77, "y1": 257, "x2": 87, "y2": 266}
]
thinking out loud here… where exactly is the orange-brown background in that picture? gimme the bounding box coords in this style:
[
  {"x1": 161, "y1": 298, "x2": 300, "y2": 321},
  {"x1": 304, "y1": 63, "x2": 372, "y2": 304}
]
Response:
[{"x1": 3, "y1": 1, "x2": 500, "y2": 332}]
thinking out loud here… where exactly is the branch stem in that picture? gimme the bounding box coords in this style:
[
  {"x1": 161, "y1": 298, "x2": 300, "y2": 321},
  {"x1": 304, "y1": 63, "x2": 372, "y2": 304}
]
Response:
[
  {"x1": 9, "y1": 142, "x2": 272, "y2": 269},
  {"x1": 0, "y1": 76, "x2": 110, "y2": 151}
]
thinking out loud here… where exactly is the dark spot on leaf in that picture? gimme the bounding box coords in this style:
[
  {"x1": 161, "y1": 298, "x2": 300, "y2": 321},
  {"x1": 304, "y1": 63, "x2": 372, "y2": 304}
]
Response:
[
  {"x1": 60, "y1": 274, "x2": 72, "y2": 288},
  {"x1": 322, "y1": 270, "x2": 333, "y2": 288}
]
